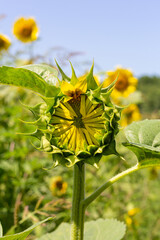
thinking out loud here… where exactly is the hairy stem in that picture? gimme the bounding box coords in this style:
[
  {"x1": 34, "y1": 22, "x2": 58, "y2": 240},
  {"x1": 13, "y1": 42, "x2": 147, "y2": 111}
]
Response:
[{"x1": 71, "y1": 162, "x2": 85, "y2": 240}]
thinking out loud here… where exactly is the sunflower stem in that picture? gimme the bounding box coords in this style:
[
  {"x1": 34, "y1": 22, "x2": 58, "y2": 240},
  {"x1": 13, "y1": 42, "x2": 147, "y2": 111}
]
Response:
[
  {"x1": 82, "y1": 164, "x2": 139, "y2": 208},
  {"x1": 71, "y1": 162, "x2": 85, "y2": 240}
]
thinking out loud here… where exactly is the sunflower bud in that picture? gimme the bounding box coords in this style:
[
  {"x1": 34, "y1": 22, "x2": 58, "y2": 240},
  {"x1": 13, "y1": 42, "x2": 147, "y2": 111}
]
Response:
[{"x1": 19, "y1": 62, "x2": 122, "y2": 167}]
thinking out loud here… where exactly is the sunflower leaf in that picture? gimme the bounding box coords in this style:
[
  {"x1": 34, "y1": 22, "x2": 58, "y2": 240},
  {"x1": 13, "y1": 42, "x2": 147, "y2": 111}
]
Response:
[
  {"x1": 0, "y1": 66, "x2": 59, "y2": 97},
  {"x1": 36, "y1": 218, "x2": 126, "y2": 240},
  {"x1": 123, "y1": 120, "x2": 160, "y2": 167},
  {"x1": 0, "y1": 217, "x2": 53, "y2": 240},
  {"x1": 21, "y1": 64, "x2": 58, "y2": 86}
]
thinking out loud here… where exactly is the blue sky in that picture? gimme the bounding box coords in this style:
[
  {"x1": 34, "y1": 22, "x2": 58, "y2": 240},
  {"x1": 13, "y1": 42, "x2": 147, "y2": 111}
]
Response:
[{"x1": 1, "y1": 0, "x2": 160, "y2": 76}]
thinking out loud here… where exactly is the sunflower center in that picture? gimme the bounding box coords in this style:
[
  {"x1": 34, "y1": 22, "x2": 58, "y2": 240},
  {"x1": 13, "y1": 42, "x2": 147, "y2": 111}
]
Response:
[
  {"x1": 0, "y1": 38, "x2": 5, "y2": 48},
  {"x1": 115, "y1": 77, "x2": 129, "y2": 91},
  {"x1": 51, "y1": 94, "x2": 105, "y2": 151},
  {"x1": 55, "y1": 180, "x2": 63, "y2": 190},
  {"x1": 21, "y1": 27, "x2": 32, "y2": 37},
  {"x1": 73, "y1": 115, "x2": 85, "y2": 128}
]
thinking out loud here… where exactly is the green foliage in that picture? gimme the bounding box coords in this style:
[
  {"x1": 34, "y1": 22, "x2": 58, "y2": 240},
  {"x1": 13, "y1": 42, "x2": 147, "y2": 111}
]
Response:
[
  {"x1": 0, "y1": 66, "x2": 60, "y2": 97},
  {"x1": 0, "y1": 223, "x2": 2, "y2": 237},
  {"x1": 123, "y1": 120, "x2": 160, "y2": 168},
  {"x1": 138, "y1": 76, "x2": 160, "y2": 115},
  {"x1": 0, "y1": 218, "x2": 52, "y2": 240},
  {"x1": 37, "y1": 219, "x2": 126, "y2": 240}
]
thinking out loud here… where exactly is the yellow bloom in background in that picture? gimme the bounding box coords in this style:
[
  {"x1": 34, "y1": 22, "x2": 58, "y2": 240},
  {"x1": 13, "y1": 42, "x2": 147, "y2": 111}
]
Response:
[
  {"x1": 13, "y1": 17, "x2": 39, "y2": 43},
  {"x1": 0, "y1": 34, "x2": 11, "y2": 52},
  {"x1": 49, "y1": 176, "x2": 68, "y2": 196},
  {"x1": 120, "y1": 104, "x2": 141, "y2": 127},
  {"x1": 103, "y1": 67, "x2": 138, "y2": 102},
  {"x1": 125, "y1": 207, "x2": 140, "y2": 227}
]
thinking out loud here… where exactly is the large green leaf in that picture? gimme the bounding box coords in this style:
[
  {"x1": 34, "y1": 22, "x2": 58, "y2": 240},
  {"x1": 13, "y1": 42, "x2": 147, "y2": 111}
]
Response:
[
  {"x1": 37, "y1": 218, "x2": 126, "y2": 240},
  {"x1": 0, "y1": 66, "x2": 59, "y2": 97},
  {"x1": 0, "y1": 217, "x2": 52, "y2": 240},
  {"x1": 123, "y1": 120, "x2": 160, "y2": 167},
  {"x1": 21, "y1": 64, "x2": 59, "y2": 86}
]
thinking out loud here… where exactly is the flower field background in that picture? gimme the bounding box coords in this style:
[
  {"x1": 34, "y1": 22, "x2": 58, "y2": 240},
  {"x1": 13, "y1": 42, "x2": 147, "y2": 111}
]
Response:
[{"x1": 1, "y1": 16, "x2": 160, "y2": 240}]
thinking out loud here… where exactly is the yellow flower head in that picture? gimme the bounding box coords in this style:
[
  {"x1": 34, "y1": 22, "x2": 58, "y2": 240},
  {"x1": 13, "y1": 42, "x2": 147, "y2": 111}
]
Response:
[
  {"x1": 49, "y1": 176, "x2": 68, "y2": 196},
  {"x1": 13, "y1": 17, "x2": 39, "y2": 43},
  {"x1": 103, "y1": 67, "x2": 138, "y2": 101},
  {"x1": 51, "y1": 64, "x2": 106, "y2": 152},
  {"x1": 0, "y1": 34, "x2": 11, "y2": 52},
  {"x1": 120, "y1": 104, "x2": 141, "y2": 127}
]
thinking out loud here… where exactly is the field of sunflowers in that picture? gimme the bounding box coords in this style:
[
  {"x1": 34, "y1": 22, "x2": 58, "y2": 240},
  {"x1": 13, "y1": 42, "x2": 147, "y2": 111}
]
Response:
[{"x1": 1, "y1": 16, "x2": 160, "y2": 240}]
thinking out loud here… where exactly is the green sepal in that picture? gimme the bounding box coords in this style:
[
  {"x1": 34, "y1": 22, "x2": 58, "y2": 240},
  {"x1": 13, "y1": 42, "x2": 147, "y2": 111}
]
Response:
[
  {"x1": 86, "y1": 61, "x2": 99, "y2": 90},
  {"x1": 70, "y1": 61, "x2": 78, "y2": 85},
  {"x1": 76, "y1": 150, "x2": 91, "y2": 158},
  {"x1": 17, "y1": 129, "x2": 44, "y2": 140},
  {"x1": 101, "y1": 74, "x2": 119, "y2": 93},
  {"x1": 102, "y1": 140, "x2": 119, "y2": 156},
  {"x1": 55, "y1": 60, "x2": 71, "y2": 81},
  {"x1": 20, "y1": 101, "x2": 46, "y2": 119},
  {"x1": 85, "y1": 154, "x2": 102, "y2": 168}
]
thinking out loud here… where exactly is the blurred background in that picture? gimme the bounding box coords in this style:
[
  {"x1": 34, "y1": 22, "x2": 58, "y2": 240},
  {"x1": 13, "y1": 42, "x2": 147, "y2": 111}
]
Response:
[{"x1": 1, "y1": 0, "x2": 160, "y2": 239}]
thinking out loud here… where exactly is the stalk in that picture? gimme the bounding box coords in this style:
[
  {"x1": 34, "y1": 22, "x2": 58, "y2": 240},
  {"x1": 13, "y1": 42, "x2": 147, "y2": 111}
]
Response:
[{"x1": 71, "y1": 162, "x2": 85, "y2": 240}]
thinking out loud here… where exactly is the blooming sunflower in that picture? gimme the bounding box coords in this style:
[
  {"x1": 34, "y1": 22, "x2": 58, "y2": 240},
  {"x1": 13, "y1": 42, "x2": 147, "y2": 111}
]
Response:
[
  {"x1": 0, "y1": 34, "x2": 11, "y2": 52},
  {"x1": 49, "y1": 176, "x2": 68, "y2": 196},
  {"x1": 103, "y1": 67, "x2": 138, "y2": 103},
  {"x1": 120, "y1": 104, "x2": 141, "y2": 127},
  {"x1": 13, "y1": 17, "x2": 39, "y2": 43}
]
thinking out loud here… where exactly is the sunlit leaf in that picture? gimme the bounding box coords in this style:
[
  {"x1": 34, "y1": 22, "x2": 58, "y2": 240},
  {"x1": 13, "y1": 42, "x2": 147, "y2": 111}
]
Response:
[
  {"x1": 21, "y1": 64, "x2": 58, "y2": 86},
  {"x1": 123, "y1": 120, "x2": 160, "y2": 167},
  {"x1": 0, "y1": 66, "x2": 59, "y2": 97}
]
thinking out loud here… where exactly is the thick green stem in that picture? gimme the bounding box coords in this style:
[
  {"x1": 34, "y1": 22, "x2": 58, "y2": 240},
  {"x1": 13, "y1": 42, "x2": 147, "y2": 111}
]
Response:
[{"x1": 71, "y1": 162, "x2": 85, "y2": 240}]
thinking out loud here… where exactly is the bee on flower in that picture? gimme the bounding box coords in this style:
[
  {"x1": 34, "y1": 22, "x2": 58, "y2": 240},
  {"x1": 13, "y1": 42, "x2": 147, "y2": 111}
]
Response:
[
  {"x1": 49, "y1": 176, "x2": 68, "y2": 196},
  {"x1": 0, "y1": 34, "x2": 11, "y2": 53},
  {"x1": 103, "y1": 67, "x2": 138, "y2": 104},
  {"x1": 13, "y1": 17, "x2": 39, "y2": 43}
]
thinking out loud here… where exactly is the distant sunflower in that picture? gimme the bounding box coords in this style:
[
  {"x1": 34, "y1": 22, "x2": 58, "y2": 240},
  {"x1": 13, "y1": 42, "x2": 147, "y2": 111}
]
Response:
[
  {"x1": 0, "y1": 34, "x2": 11, "y2": 52},
  {"x1": 120, "y1": 104, "x2": 141, "y2": 127},
  {"x1": 13, "y1": 17, "x2": 39, "y2": 43},
  {"x1": 125, "y1": 207, "x2": 140, "y2": 227},
  {"x1": 103, "y1": 68, "x2": 138, "y2": 102},
  {"x1": 49, "y1": 176, "x2": 68, "y2": 196}
]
